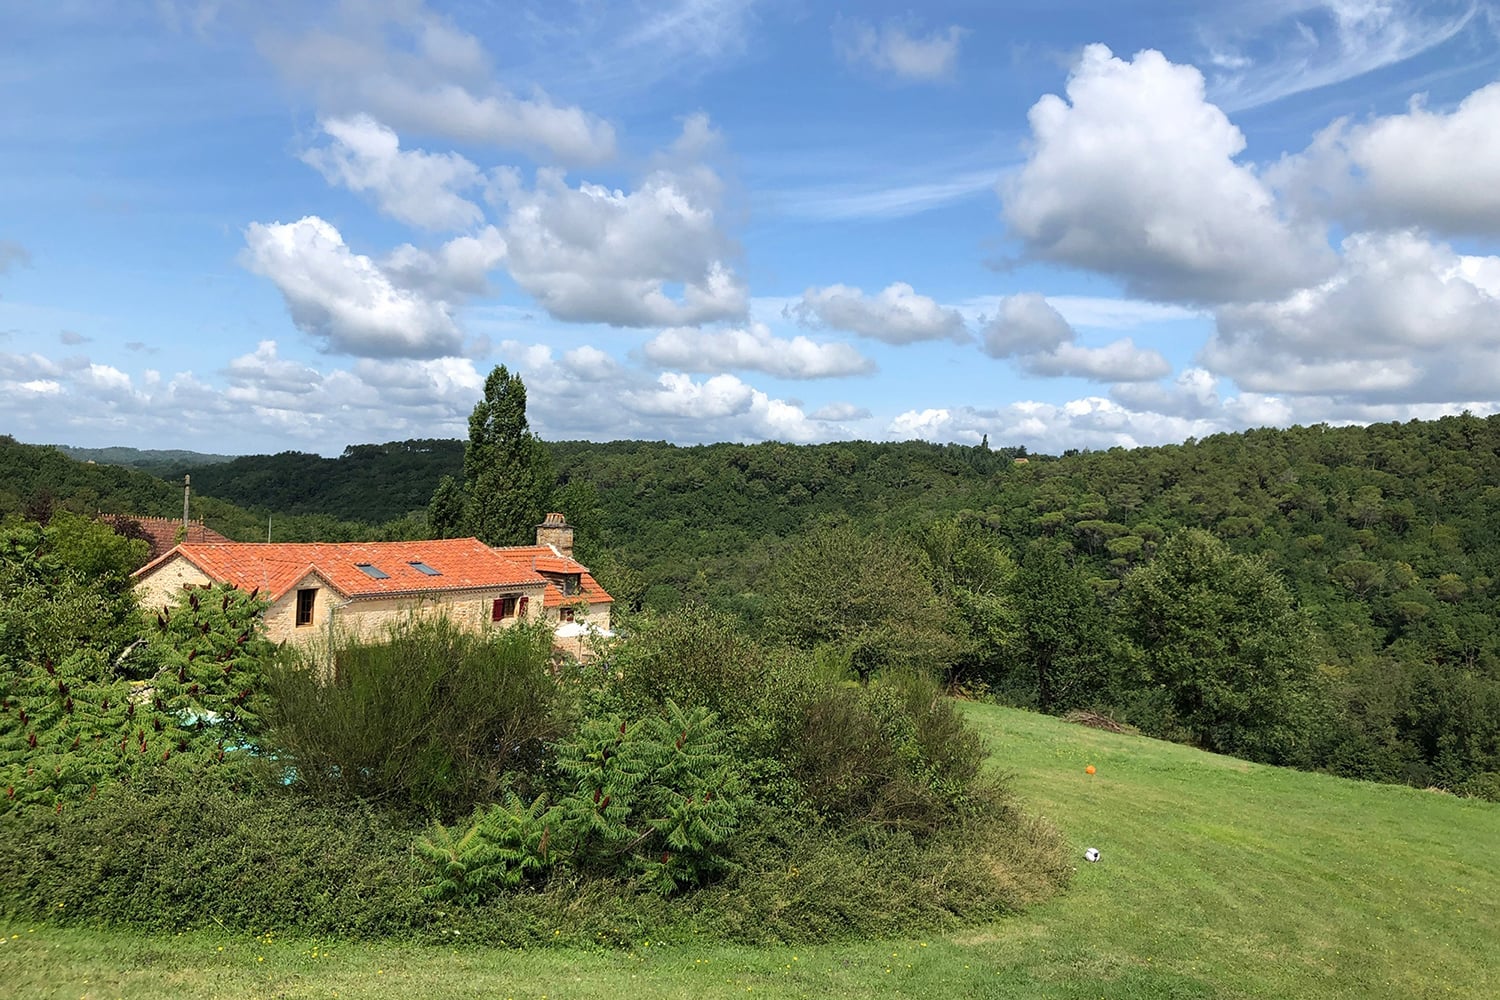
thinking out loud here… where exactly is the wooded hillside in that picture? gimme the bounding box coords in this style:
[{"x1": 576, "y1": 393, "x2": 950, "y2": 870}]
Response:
[{"x1": 6, "y1": 413, "x2": 1498, "y2": 797}]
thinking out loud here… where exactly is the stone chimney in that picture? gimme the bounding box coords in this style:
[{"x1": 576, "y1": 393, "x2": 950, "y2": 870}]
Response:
[{"x1": 536, "y1": 512, "x2": 574, "y2": 557}]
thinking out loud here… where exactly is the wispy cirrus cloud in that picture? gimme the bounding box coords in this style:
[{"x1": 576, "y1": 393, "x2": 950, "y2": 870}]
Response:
[
  {"x1": 1202, "y1": 0, "x2": 1480, "y2": 110},
  {"x1": 772, "y1": 168, "x2": 1002, "y2": 221},
  {"x1": 835, "y1": 16, "x2": 967, "y2": 82},
  {"x1": 262, "y1": 0, "x2": 616, "y2": 163},
  {"x1": 504, "y1": 0, "x2": 761, "y2": 97},
  {"x1": 0, "y1": 240, "x2": 31, "y2": 274}
]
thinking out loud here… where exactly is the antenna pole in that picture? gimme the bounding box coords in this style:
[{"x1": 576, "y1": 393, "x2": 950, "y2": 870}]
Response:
[{"x1": 182, "y1": 475, "x2": 190, "y2": 531}]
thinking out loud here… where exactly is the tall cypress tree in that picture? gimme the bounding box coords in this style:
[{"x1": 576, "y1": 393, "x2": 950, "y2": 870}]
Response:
[{"x1": 428, "y1": 366, "x2": 553, "y2": 546}]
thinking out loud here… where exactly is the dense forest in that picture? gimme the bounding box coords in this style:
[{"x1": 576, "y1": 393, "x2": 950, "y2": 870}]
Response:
[{"x1": 5, "y1": 413, "x2": 1499, "y2": 799}]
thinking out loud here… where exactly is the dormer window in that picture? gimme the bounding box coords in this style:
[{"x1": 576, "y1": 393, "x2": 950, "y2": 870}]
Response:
[{"x1": 563, "y1": 573, "x2": 581, "y2": 596}]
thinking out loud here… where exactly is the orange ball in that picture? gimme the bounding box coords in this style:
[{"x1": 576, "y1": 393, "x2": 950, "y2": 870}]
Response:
[{"x1": 1085, "y1": 765, "x2": 1096, "y2": 775}]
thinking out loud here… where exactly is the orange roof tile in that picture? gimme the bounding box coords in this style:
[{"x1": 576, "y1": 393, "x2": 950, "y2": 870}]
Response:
[
  {"x1": 541, "y1": 572, "x2": 613, "y2": 608},
  {"x1": 493, "y1": 544, "x2": 614, "y2": 606},
  {"x1": 102, "y1": 515, "x2": 231, "y2": 566},
  {"x1": 135, "y1": 537, "x2": 547, "y2": 602}
]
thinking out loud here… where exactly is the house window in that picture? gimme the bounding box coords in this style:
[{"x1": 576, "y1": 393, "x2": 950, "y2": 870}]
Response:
[
  {"x1": 296, "y1": 588, "x2": 317, "y2": 627},
  {"x1": 563, "y1": 574, "x2": 581, "y2": 596},
  {"x1": 355, "y1": 563, "x2": 389, "y2": 579},
  {"x1": 409, "y1": 561, "x2": 441, "y2": 576},
  {"x1": 492, "y1": 596, "x2": 518, "y2": 621},
  {"x1": 559, "y1": 607, "x2": 575, "y2": 623}
]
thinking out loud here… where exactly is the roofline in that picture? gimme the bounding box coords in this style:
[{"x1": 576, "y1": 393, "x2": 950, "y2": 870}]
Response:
[
  {"x1": 278, "y1": 565, "x2": 348, "y2": 602},
  {"x1": 132, "y1": 544, "x2": 184, "y2": 579},
  {"x1": 342, "y1": 580, "x2": 548, "y2": 602},
  {"x1": 134, "y1": 539, "x2": 593, "y2": 603}
]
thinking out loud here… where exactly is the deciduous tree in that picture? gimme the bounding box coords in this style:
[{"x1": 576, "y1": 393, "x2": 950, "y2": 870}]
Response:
[{"x1": 1116, "y1": 529, "x2": 1316, "y2": 760}]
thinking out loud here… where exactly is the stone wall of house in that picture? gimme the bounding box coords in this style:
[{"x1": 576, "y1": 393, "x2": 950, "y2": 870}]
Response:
[
  {"x1": 262, "y1": 570, "x2": 329, "y2": 644},
  {"x1": 273, "y1": 583, "x2": 551, "y2": 647},
  {"x1": 547, "y1": 600, "x2": 612, "y2": 630},
  {"x1": 134, "y1": 556, "x2": 213, "y2": 612}
]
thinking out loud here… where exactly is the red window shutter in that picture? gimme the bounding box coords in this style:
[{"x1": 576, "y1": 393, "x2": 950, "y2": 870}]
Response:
[
  {"x1": 518, "y1": 596, "x2": 529, "y2": 616},
  {"x1": 491, "y1": 599, "x2": 504, "y2": 622}
]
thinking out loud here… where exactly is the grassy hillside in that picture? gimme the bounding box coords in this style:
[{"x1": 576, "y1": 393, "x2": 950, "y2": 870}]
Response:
[{"x1": 3, "y1": 703, "x2": 1493, "y2": 999}]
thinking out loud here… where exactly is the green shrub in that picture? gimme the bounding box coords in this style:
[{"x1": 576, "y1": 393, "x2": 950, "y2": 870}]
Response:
[
  {"x1": 262, "y1": 617, "x2": 566, "y2": 816},
  {"x1": 0, "y1": 779, "x2": 424, "y2": 935},
  {"x1": 682, "y1": 811, "x2": 1071, "y2": 943},
  {"x1": 787, "y1": 670, "x2": 1000, "y2": 832},
  {"x1": 551, "y1": 700, "x2": 744, "y2": 895},
  {"x1": 613, "y1": 605, "x2": 768, "y2": 726},
  {"x1": 414, "y1": 791, "x2": 554, "y2": 903},
  {"x1": 1, "y1": 582, "x2": 273, "y2": 815}
]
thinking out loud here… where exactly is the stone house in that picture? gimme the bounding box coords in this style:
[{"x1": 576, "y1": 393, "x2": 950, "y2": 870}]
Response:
[{"x1": 132, "y1": 514, "x2": 612, "y2": 649}]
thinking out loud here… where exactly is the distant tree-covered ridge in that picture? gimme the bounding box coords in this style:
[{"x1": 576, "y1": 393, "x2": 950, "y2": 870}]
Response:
[
  {"x1": 0, "y1": 435, "x2": 428, "y2": 544},
  {"x1": 162, "y1": 439, "x2": 465, "y2": 526},
  {"x1": 54, "y1": 445, "x2": 237, "y2": 473}
]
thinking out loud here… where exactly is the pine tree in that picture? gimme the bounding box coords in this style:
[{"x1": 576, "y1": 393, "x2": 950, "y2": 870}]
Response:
[{"x1": 434, "y1": 365, "x2": 554, "y2": 545}]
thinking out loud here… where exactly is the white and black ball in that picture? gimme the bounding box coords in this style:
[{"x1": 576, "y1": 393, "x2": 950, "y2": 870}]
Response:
[{"x1": 1083, "y1": 847, "x2": 1101, "y2": 863}]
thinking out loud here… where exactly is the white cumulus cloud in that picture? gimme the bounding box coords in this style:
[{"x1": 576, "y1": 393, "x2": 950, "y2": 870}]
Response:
[
  {"x1": 643, "y1": 323, "x2": 875, "y2": 379},
  {"x1": 492, "y1": 116, "x2": 747, "y2": 327},
  {"x1": 241, "y1": 215, "x2": 471, "y2": 358},
  {"x1": 1111, "y1": 368, "x2": 1222, "y2": 419},
  {"x1": 1003, "y1": 44, "x2": 1335, "y2": 305},
  {"x1": 1271, "y1": 82, "x2": 1500, "y2": 237},
  {"x1": 1204, "y1": 230, "x2": 1500, "y2": 401},
  {"x1": 811, "y1": 401, "x2": 872, "y2": 422},
  {"x1": 791, "y1": 282, "x2": 968, "y2": 344},
  {"x1": 301, "y1": 115, "x2": 486, "y2": 231},
  {"x1": 981, "y1": 293, "x2": 1170, "y2": 382}
]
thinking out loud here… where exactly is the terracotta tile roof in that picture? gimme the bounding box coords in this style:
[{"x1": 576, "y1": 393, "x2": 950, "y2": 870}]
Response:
[
  {"x1": 493, "y1": 544, "x2": 614, "y2": 607},
  {"x1": 540, "y1": 571, "x2": 611, "y2": 608},
  {"x1": 134, "y1": 537, "x2": 547, "y2": 602},
  {"x1": 102, "y1": 515, "x2": 231, "y2": 565}
]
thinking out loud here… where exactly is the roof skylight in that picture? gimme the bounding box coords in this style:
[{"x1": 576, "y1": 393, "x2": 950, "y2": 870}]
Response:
[
  {"x1": 409, "y1": 561, "x2": 442, "y2": 576},
  {"x1": 355, "y1": 563, "x2": 390, "y2": 579}
]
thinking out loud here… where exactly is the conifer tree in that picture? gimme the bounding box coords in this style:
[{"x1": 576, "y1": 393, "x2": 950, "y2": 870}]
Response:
[{"x1": 428, "y1": 365, "x2": 554, "y2": 545}]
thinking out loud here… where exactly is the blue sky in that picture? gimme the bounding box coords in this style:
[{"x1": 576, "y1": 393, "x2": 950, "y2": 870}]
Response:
[{"x1": 3, "y1": 0, "x2": 1498, "y2": 456}]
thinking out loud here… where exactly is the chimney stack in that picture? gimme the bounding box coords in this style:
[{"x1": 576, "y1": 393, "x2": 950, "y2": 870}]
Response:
[{"x1": 536, "y1": 512, "x2": 573, "y2": 557}]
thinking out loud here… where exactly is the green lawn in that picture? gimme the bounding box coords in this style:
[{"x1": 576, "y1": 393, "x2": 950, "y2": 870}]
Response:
[{"x1": 3, "y1": 703, "x2": 1495, "y2": 999}]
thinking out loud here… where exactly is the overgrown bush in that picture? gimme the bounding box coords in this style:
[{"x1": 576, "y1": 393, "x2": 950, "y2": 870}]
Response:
[
  {"x1": 788, "y1": 670, "x2": 999, "y2": 831},
  {"x1": 262, "y1": 617, "x2": 567, "y2": 816},
  {"x1": 613, "y1": 604, "x2": 769, "y2": 726},
  {"x1": 2, "y1": 573, "x2": 272, "y2": 815},
  {"x1": 6, "y1": 572, "x2": 1065, "y2": 943},
  {"x1": 0, "y1": 778, "x2": 423, "y2": 936}
]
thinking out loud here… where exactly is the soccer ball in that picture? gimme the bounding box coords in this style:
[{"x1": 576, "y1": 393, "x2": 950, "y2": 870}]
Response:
[{"x1": 1083, "y1": 847, "x2": 1101, "y2": 863}]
